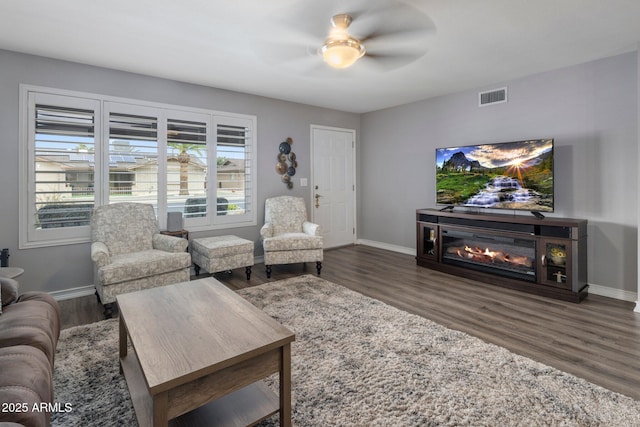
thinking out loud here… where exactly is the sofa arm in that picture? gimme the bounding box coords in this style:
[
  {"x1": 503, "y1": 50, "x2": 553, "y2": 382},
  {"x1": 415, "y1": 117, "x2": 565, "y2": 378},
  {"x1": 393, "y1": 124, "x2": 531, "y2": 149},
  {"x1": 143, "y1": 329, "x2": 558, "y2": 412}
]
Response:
[
  {"x1": 0, "y1": 345, "x2": 52, "y2": 427},
  {"x1": 153, "y1": 233, "x2": 188, "y2": 253},
  {"x1": 1, "y1": 278, "x2": 19, "y2": 307},
  {"x1": 303, "y1": 221, "x2": 321, "y2": 236},
  {"x1": 260, "y1": 222, "x2": 274, "y2": 239},
  {"x1": 90, "y1": 242, "x2": 110, "y2": 268}
]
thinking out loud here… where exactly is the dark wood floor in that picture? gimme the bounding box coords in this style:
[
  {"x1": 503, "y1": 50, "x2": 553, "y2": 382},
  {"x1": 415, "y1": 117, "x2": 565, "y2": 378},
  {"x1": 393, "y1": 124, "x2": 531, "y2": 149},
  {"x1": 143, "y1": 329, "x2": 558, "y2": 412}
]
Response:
[{"x1": 59, "y1": 245, "x2": 640, "y2": 401}]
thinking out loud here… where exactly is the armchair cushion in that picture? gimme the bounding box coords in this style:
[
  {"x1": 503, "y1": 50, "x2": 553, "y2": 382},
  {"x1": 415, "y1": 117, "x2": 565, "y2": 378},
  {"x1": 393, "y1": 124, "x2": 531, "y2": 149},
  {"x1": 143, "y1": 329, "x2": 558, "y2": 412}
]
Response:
[
  {"x1": 98, "y1": 250, "x2": 191, "y2": 286},
  {"x1": 263, "y1": 233, "x2": 323, "y2": 252}
]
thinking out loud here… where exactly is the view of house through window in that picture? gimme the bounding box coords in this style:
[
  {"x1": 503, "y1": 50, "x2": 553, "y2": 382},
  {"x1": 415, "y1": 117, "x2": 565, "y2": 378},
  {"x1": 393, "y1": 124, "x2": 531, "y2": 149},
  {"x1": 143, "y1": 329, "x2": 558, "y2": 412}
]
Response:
[
  {"x1": 22, "y1": 87, "x2": 257, "y2": 248},
  {"x1": 215, "y1": 123, "x2": 251, "y2": 217},
  {"x1": 167, "y1": 117, "x2": 208, "y2": 218},
  {"x1": 108, "y1": 111, "x2": 159, "y2": 207},
  {"x1": 34, "y1": 104, "x2": 96, "y2": 230}
]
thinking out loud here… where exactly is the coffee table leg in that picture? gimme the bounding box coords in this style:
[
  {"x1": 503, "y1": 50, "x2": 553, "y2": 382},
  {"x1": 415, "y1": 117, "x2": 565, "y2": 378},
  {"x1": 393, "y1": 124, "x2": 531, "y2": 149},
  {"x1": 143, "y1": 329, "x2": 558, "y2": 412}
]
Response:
[
  {"x1": 280, "y1": 343, "x2": 292, "y2": 427},
  {"x1": 153, "y1": 392, "x2": 169, "y2": 426},
  {"x1": 119, "y1": 312, "x2": 127, "y2": 374}
]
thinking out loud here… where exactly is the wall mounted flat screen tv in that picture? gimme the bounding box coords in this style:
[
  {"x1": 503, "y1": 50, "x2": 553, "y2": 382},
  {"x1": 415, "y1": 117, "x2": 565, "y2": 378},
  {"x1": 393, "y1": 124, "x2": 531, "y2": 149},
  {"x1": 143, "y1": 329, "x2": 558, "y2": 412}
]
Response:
[{"x1": 436, "y1": 139, "x2": 554, "y2": 213}]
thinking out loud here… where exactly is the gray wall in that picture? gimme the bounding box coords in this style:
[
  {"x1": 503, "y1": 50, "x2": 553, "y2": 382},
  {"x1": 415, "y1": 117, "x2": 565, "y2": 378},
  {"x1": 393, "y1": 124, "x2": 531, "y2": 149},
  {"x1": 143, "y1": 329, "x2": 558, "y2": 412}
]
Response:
[
  {"x1": 2, "y1": 48, "x2": 638, "y2": 298},
  {"x1": 0, "y1": 49, "x2": 360, "y2": 294},
  {"x1": 360, "y1": 52, "x2": 638, "y2": 295}
]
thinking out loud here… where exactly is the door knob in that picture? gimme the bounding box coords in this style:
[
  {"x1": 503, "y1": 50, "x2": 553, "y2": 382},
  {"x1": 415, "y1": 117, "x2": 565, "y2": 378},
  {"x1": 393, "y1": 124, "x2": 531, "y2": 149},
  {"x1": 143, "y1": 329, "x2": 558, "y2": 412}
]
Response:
[{"x1": 315, "y1": 193, "x2": 322, "y2": 208}]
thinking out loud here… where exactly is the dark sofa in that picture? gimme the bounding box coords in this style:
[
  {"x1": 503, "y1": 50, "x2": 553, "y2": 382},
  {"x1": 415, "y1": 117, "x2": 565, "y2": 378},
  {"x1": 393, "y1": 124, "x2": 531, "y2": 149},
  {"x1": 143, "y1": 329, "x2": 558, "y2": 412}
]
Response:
[{"x1": 0, "y1": 278, "x2": 61, "y2": 427}]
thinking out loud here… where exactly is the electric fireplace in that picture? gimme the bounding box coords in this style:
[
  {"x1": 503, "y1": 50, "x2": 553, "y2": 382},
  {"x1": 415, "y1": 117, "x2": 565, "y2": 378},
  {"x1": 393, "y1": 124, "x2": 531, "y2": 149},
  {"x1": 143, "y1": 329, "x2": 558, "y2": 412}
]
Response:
[
  {"x1": 416, "y1": 208, "x2": 588, "y2": 303},
  {"x1": 441, "y1": 228, "x2": 536, "y2": 282}
]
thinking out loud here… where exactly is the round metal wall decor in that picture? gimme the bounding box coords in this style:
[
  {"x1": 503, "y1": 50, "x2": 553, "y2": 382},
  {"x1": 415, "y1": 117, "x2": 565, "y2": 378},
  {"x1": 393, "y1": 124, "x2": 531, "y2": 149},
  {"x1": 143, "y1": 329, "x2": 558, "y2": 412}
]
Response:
[
  {"x1": 275, "y1": 137, "x2": 296, "y2": 189},
  {"x1": 279, "y1": 141, "x2": 291, "y2": 154}
]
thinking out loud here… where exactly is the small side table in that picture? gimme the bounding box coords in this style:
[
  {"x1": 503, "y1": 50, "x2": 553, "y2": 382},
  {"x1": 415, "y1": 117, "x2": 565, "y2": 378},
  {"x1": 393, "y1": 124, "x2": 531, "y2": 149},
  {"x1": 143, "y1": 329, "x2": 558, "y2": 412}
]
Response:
[{"x1": 0, "y1": 267, "x2": 24, "y2": 279}]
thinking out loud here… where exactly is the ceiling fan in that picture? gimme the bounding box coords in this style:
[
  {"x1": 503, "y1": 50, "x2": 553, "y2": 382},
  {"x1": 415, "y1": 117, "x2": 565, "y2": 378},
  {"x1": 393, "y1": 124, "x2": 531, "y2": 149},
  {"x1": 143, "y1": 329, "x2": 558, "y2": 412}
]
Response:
[
  {"x1": 317, "y1": 5, "x2": 435, "y2": 70},
  {"x1": 319, "y1": 14, "x2": 367, "y2": 69},
  {"x1": 258, "y1": 1, "x2": 435, "y2": 73}
]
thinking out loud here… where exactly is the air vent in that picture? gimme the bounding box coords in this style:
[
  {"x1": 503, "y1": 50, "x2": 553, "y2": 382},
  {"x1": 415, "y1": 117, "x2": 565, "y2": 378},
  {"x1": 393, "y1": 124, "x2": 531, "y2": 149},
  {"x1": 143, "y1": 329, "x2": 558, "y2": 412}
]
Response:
[{"x1": 479, "y1": 87, "x2": 508, "y2": 107}]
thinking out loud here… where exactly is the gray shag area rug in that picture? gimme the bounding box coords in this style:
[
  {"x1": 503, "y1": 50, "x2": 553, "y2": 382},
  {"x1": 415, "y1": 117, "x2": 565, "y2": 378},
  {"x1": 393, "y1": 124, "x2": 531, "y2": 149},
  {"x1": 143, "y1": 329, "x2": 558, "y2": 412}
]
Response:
[{"x1": 53, "y1": 275, "x2": 640, "y2": 426}]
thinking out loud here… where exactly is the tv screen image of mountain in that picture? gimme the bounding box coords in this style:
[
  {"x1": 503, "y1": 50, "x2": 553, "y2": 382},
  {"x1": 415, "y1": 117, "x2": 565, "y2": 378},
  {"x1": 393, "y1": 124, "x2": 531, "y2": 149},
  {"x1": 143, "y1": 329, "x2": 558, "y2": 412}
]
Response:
[{"x1": 435, "y1": 139, "x2": 554, "y2": 213}]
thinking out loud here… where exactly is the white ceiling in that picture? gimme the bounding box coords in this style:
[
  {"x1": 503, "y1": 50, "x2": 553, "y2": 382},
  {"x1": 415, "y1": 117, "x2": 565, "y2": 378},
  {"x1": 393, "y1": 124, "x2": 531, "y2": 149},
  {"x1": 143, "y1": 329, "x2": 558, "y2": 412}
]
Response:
[{"x1": 1, "y1": 0, "x2": 639, "y2": 113}]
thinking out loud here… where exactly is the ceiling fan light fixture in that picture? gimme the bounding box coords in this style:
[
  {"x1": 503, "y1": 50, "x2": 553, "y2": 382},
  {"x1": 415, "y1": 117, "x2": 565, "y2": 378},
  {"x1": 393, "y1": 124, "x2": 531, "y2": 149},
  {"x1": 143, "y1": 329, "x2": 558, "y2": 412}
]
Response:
[{"x1": 320, "y1": 38, "x2": 366, "y2": 69}]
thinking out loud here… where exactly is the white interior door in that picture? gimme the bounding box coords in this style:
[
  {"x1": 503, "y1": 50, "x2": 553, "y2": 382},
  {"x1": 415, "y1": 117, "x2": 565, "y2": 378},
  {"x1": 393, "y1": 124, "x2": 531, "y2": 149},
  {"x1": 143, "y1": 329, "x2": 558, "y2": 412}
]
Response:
[{"x1": 311, "y1": 125, "x2": 356, "y2": 248}]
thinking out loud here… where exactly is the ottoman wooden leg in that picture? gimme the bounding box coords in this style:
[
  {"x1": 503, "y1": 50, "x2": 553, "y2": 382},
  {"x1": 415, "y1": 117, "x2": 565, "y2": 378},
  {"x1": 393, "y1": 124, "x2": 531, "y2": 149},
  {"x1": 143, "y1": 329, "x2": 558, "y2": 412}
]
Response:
[
  {"x1": 266, "y1": 265, "x2": 272, "y2": 279},
  {"x1": 316, "y1": 261, "x2": 322, "y2": 276},
  {"x1": 194, "y1": 264, "x2": 201, "y2": 276},
  {"x1": 245, "y1": 266, "x2": 252, "y2": 280}
]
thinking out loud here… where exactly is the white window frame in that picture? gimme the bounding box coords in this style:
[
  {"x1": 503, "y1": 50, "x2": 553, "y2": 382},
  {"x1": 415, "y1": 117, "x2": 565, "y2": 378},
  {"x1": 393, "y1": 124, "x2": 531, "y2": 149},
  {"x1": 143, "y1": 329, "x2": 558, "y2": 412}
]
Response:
[{"x1": 19, "y1": 85, "x2": 258, "y2": 248}]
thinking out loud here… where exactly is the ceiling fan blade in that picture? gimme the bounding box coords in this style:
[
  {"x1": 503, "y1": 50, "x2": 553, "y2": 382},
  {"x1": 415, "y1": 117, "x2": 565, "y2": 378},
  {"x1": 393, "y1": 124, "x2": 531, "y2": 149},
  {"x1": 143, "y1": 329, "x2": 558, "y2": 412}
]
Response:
[
  {"x1": 253, "y1": 42, "x2": 335, "y2": 78},
  {"x1": 352, "y1": 3, "x2": 436, "y2": 43},
  {"x1": 360, "y1": 50, "x2": 427, "y2": 71},
  {"x1": 266, "y1": 0, "x2": 389, "y2": 42}
]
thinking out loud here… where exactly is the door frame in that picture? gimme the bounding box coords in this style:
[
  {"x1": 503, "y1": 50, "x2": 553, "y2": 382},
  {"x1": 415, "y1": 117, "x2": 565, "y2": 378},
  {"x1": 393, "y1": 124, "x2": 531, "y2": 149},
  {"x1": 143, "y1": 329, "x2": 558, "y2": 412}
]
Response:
[{"x1": 309, "y1": 124, "x2": 357, "y2": 247}]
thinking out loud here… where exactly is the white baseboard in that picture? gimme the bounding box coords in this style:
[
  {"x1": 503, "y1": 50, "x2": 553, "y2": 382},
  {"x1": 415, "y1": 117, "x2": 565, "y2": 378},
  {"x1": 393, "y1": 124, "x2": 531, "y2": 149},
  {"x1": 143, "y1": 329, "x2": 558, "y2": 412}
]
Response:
[
  {"x1": 356, "y1": 239, "x2": 638, "y2": 304},
  {"x1": 588, "y1": 283, "x2": 638, "y2": 303},
  {"x1": 356, "y1": 239, "x2": 414, "y2": 256},
  {"x1": 49, "y1": 285, "x2": 96, "y2": 301}
]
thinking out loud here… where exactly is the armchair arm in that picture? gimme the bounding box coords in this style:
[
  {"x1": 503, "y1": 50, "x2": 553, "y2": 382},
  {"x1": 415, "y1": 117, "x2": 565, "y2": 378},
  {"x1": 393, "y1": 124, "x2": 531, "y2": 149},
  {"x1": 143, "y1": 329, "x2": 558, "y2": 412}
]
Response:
[
  {"x1": 153, "y1": 233, "x2": 188, "y2": 253},
  {"x1": 260, "y1": 222, "x2": 274, "y2": 239},
  {"x1": 91, "y1": 242, "x2": 111, "y2": 268},
  {"x1": 302, "y1": 221, "x2": 321, "y2": 236}
]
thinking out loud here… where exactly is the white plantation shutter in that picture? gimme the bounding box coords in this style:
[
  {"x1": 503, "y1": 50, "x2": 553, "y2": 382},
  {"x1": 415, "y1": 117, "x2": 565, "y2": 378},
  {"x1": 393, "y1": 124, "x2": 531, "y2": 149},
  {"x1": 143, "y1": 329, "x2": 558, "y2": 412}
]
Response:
[
  {"x1": 166, "y1": 116, "x2": 208, "y2": 219},
  {"x1": 214, "y1": 115, "x2": 256, "y2": 225},
  {"x1": 107, "y1": 110, "x2": 158, "y2": 205},
  {"x1": 21, "y1": 86, "x2": 257, "y2": 247},
  {"x1": 34, "y1": 104, "x2": 96, "y2": 228},
  {"x1": 22, "y1": 91, "x2": 101, "y2": 247}
]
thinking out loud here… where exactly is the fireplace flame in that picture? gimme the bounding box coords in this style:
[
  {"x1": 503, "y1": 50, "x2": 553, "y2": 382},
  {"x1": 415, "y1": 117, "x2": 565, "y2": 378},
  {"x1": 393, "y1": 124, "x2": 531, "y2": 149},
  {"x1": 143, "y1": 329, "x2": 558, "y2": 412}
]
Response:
[{"x1": 455, "y1": 245, "x2": 532, "y2": 267}]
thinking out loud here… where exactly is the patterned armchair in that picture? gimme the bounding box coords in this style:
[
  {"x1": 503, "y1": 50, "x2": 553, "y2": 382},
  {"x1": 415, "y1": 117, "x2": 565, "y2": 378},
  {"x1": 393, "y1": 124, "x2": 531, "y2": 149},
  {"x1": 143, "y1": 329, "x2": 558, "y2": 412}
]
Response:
[
  {"x1": 90, "y1": 203, "x2": 191, "y2": 317},
  {"x1": 260, "y1": 196, "x2": 323, "y2": 278}
]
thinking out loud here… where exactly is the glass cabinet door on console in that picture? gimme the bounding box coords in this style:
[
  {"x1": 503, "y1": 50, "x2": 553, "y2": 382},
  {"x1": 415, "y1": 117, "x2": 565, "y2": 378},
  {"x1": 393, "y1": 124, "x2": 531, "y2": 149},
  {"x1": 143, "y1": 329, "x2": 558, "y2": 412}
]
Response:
[
  {"x1": 539, "y1": 238, "x2": 572, "y2": 290},
  {"x1": 417, "y1": 222, "x2": 438, "y2": 261}
]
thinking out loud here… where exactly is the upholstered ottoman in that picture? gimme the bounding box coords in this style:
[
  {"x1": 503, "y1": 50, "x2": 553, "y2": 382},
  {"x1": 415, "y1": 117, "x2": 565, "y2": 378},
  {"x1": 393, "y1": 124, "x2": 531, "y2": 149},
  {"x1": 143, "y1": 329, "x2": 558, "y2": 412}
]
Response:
[{"x1": 190, "y1": 235, "x2": 254, "y2": 279}]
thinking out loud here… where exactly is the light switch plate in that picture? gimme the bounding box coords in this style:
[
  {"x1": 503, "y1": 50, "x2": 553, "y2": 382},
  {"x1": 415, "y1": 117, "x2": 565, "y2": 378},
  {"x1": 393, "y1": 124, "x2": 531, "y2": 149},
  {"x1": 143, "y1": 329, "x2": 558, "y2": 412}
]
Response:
[{"x1": 300, "y1": 178, "x2": 308, "y2": 187}]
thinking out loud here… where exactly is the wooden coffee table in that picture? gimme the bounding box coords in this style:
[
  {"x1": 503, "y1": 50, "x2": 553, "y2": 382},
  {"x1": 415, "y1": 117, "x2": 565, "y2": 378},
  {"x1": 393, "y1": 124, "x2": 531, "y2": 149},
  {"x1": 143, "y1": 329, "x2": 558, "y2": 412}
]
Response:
[{"x1": 117, "y1": 278, "x2": 295, "y2": 426}]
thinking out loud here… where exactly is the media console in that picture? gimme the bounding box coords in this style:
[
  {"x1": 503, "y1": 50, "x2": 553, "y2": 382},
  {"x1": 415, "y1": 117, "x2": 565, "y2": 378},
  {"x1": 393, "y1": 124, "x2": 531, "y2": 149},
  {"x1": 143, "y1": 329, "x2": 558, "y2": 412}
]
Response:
[{"x1": 416, "y1": 208, "x2": 588, "y2": 302}]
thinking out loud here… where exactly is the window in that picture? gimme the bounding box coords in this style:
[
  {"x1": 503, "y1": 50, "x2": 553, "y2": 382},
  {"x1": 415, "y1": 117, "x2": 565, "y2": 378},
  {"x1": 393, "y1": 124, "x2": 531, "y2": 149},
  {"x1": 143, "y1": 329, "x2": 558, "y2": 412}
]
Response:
[
  {"x1": 167, "y1": 115, "x2": 209, "y2": 220},
  {"x1": 107, "y1": 109, "x2": 159, "y2": 204},
  {"x1": 20, "y1": 86, "x2": 257, "y2": 248},
  {"x1": 215, "y1": 117, "x2": 254, "y2": 219}
]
